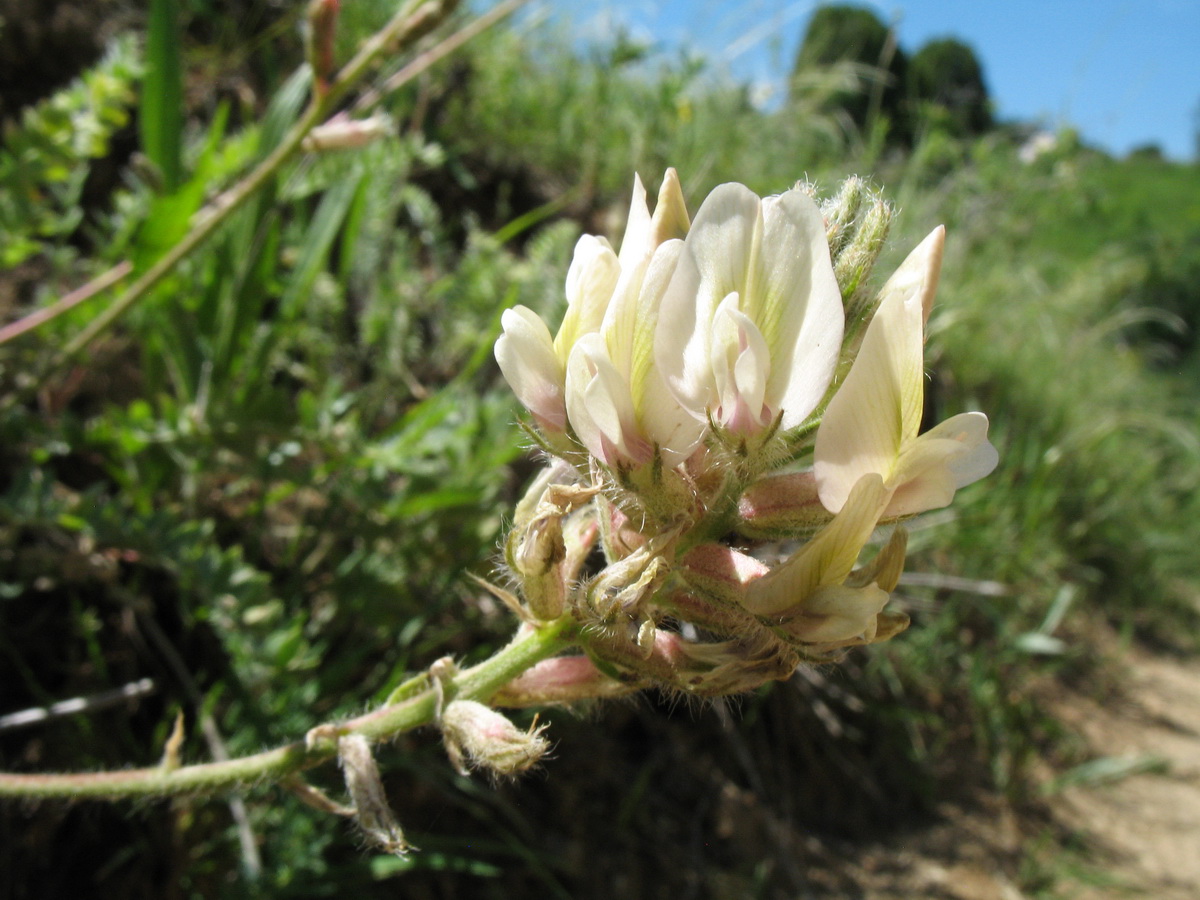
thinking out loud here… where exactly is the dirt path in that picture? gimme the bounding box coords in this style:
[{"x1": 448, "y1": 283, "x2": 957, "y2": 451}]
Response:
[
  {"x1": 1049, "y1": 650, "x2": 1200, "y2": 899},
  {"x1": 835, "y1": 647, "x2": 1200, "y2": 900}
]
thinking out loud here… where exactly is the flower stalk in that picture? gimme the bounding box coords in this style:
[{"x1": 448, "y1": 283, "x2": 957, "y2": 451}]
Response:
[{"x1": 0, "y1": 616, "x2": 575, "y2": 800}]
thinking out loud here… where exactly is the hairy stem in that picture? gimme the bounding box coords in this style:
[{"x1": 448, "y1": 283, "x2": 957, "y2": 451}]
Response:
[{"x1": 0, "y1": 618, "x2": 575, "y2": 801}]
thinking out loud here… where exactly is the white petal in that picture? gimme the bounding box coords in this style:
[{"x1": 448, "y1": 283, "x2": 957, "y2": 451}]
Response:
[
  {"x1": 617, "y1": 173, "x2": 652, "y2": 268},
  {"x1": 710, "y1": 294, "x2": 771, "y2": 433},
  {"x1": 753, "y1": 190, "x2": 844, "y2": 429},
  {"x1": 565, "y1": 334, "x2": 649, "y2": 465},
  {"x1": 556, "y1": 235, "x2": 620, "y2": 357},
  {"x1": 495, "y1": 306, "x2": 566, "y2": 430},
  {"x1": 627, "y1": 239, "x2": 684, "y2": 400},
  {"x1": 684, "y1": 183, "x2": 762, "y2": 317},
  {"x1": 656, "y1": 184, "x2": 762, "y2": 417},
  {"x1": 626, "y1": 240, "x2": 707, "y2": 463},
  {"x1": 638, "y1": 367, "x2": 708, "y2": 467}
]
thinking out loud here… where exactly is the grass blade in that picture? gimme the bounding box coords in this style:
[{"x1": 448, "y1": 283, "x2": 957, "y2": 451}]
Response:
[{"x1": 141, "y1": 0, "x2": 184, "y2": 191}]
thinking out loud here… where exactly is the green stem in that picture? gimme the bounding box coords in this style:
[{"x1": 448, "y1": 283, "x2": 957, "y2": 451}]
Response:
[{"x1": 0, "y1": 617, "x2": 575, "y2": 801}]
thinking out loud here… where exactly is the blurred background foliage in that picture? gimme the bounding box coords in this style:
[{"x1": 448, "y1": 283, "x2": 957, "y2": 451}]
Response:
[{"x1": 1, "y1": 1, "x2": 1198, "y2": 898}]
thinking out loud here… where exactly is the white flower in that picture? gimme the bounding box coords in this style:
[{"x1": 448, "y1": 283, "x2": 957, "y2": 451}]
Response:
[
  {"x1": 495, "y1": 235, "x2": 620, "y2": 431},
  {"x1": 495, "y1": 170, "x2": 691, "y2": 452},
  {"x1": 562, "y1": 170, "x2": 704, "y2": 466},
  {"x1": 814, "y1": 227, "x2": 999, "y2": 517},
  {"x1": 655, "y1": 183, "x2": 845, "y2": 437}
]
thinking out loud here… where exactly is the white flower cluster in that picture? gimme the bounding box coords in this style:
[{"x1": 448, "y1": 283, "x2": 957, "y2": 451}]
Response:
[{"x1": 492, "y1": 170, "x2": 997, "y2": 696}]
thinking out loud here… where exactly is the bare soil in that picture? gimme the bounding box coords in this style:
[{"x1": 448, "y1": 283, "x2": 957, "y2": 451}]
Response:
[
  {"x1": 1048, "y1": 649, "x2": 1200, "y2": 899},
  {"x1": 845, "y1": 647, "x2": 1200, "y2": 899}
]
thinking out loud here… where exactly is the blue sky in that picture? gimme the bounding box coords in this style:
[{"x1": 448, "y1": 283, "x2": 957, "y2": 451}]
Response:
[{"x1": 537, "y1": 0, "x2": 1200, "y2": 160}]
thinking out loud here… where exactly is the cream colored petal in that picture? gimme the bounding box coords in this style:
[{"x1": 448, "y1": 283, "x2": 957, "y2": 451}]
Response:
[
  {"x1": 753, "y1": 190, "x2": 844, "y2": 429},
  {"x1": 576, "y1": 238, "x2": 702, "y2": 466},
  {"x1": 746, "y1": 473, "x2": 888, "y2": 616},
  {"x1": 495, "y1": 306, "x2": 566, "y2": 430},
  {"x1": 876, "y1": 225, "x2": 945, "y2": 329},
  {"x1": 627, "y1": 239, "x2": 684, "y2": 402},
  {"x1": 791, "y1": 583, "x2": 891, "y2": 643},
  {"x1": 814, "y1": 260, "x2": 925, "y2": 513},
  {"x1": 937, "y1": 411, "x2": 999, "y2": 487},
  {"x1": 885, "y1": 412, "x2": 998, "y2": 517},
  {"x1": 649, "y1": 168, "x2": 690, "y2": 245},
  {"x1": 845, "y1": 527, "x2": 908, "y2": 592}
]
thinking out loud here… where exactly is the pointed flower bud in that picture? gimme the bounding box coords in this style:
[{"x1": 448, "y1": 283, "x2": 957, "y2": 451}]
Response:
[
  {"x1": 656, "y1": 182, "x2": 844, "y2": 441},
  {"x1": 814, "y1": 227, "x2": 999, "y2": 519},
  {"x1": 735, "y1": 470, "x2": 831, "y2": 540},
  {"x1": 440, "y1": 700, "x2": 550, "y2": 777},
  {"x1": 491, "y1": 655, "x2": 636, "y2": 706}
]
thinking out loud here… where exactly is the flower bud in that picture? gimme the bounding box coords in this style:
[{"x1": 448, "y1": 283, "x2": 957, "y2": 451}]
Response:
[
  {"x1": 440, "y1": 700, "x2": 550, "y2": 778},
  {"x1": 819, "y1": 176, "x2": 895, "y2": 326},
  {"x1": 491, "y1": 655, "x2": 636, "y2": 706},
  {"x1": 736, "y1": 471, "x2": 832, "y2": 540}
]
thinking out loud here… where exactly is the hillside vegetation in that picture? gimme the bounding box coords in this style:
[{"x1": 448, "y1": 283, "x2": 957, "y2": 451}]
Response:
[{"x1": 1, "y1": 4, "x2": 1198, "y2": 898}]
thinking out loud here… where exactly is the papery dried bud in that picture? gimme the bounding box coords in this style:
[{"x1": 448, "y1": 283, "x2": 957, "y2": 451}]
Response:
[
  {"x1": 506, "y1": 477, "x2": 602, "y2": 621},
  {"x1": 509, "y1": 513, "x2": 567, "y2": 620},
  {"x1": 586, "y1": 544, "x2": 670, "y2": 622},
  {"x1": 338, "y1": 733, "x2": 409, "y2": 855},
  {"x1": 302, "y1": 114, "x2": 390, "y2": 152},
  {"x1": 440, "y1": 700, "x2": 550, "y2": 777}
]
